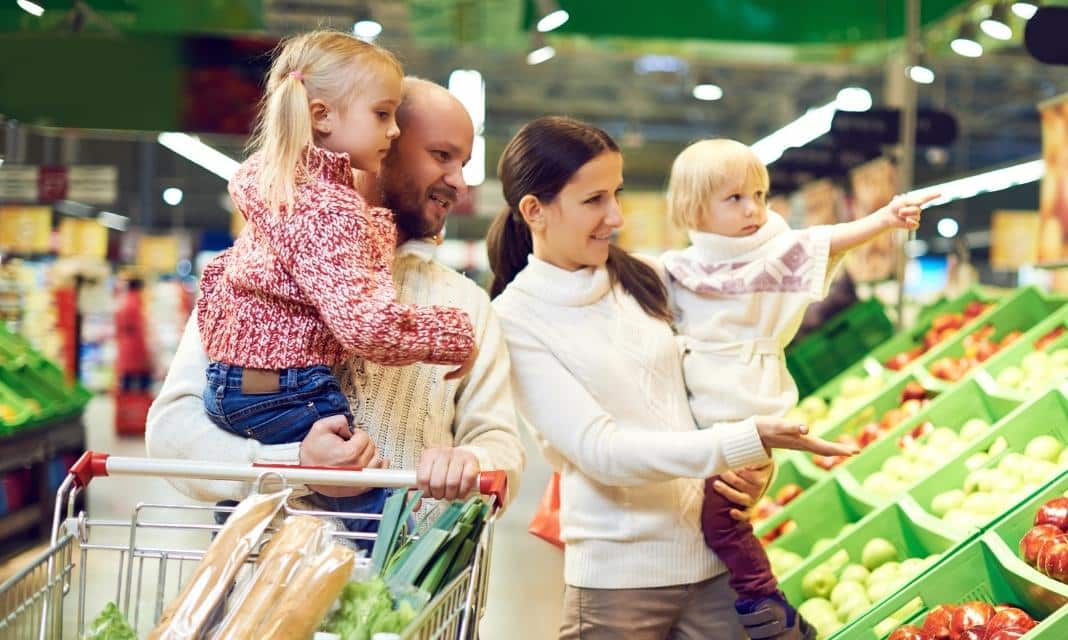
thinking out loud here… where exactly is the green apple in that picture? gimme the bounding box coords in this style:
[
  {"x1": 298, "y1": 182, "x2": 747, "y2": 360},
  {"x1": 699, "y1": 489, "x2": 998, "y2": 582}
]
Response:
[
  {"x1": 943, "y1": 508, "x2": 981, "y2": 531},
  {"x1": 996, "y1": 366, "x2": 1024, "y2": 389},
  {"x1": 965, "y1": 468, "x2": 998, "y2": 493},
  {"x1": 841, "y1": 377, "x2": 866, "y2": 398},
  {"x1": 921, "y1": 554, "x2": 940, "y2": 569},
  {"x1": 826, "y1": 549, "x2": 851, "y2": 573},
  {"x1": 963, "y1": 492, "x2": 1001, "y2": 517},
  {"x1": 1022, "y1": 351, "x2": 1052, "y2": 373},
  {"x1": 1025, "y1": 435, "x2": 1064, "y2": 463},
  {"x1": 1059, "y1": 447, "x2": 1068, "y2": 467},
  {"x1": 800, "y1": 396, "x2": 829, "y2": 419},
  {"x1": 990, "y1": 474, "x2": 1022, "y2": 494},
  {"x1": 987, "y1": 437, "x2": 1009, "y2": 456},
  {"x1": 798, "y1": 597, "x2": 837, "y2": 621},
  {"x1": 868, "y1": 561, "x2": 902, "y2": 585},
  {"x1": 901, "y1": 557, "x2": 926, "y2": 577},
  {"x1": 901, "y1": 442, "x2": 923, "y2": 462},
  {"x1": 931, "y1": 489, "x2": 965, "y2": 517},
  {"x1": 960, "y1": 418, "x2": 990, "y2": 442},
  {"x1": 964, "y1": 452, "x2": 990, "y2": 471},
  {"x1": 928, "y1": 427, "x2": 959, "y2": 448},
  {"x1": 883, "y1": 456, "x2": 913, "y2": 481},
  {"x1": 801, "y1": 566, "x2": 838, "y2": 600},
  {"x1": 838, "y1": 598, "x2": 873, "y2": 623},
  {"x1": 866, "y1": 579, "x2": 897, "y2": 603},
  {"x1": 840, "y1": 564, "x2": 870, "y2": 584},
  {"x1": 830, "y1": 580, "x2": 867, "y2": 609},
  {"x1": 861, "y1": 538, "x2": 898, "y2": 570},
  {"x1": 863, "y1": 472, "x2": 899, "y2": 497},
  {"x1": 1023, "y1": 460, "x2": 1059, "y2": 486},
  {"x1": 998, "y1": 452, "x2": 1031, "y2": 478},
  {"x1": 811, "y1": 538, "x2": 835, "y2": 555}
]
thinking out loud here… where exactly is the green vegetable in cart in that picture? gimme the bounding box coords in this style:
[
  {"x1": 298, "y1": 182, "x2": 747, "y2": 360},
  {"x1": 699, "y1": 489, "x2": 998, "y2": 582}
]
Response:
[
  {"x1": 83, "y1": 602, "x2": 136, "y2": 640},
  {"x1": 322, "y1": 577, "x2": 416, "y2": 640}
]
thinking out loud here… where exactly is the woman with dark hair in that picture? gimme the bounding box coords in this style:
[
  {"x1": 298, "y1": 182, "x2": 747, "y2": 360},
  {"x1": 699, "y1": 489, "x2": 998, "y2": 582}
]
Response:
[{"x1": 487, "y1": 116, "x2": 852, "y2": 639}]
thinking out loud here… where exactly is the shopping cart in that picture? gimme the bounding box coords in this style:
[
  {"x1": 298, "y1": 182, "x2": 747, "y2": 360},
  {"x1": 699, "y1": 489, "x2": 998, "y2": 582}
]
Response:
[{"x1": 0, "y1": 451, "x2": 506, "y2": 640}]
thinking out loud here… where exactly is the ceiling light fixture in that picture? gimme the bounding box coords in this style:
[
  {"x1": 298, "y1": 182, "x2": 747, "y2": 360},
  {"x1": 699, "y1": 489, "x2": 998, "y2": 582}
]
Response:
[
  {"x1": 909, "y1": 158, "x2": 1044, "y2": 207},
  {"x1": 951, "y1": 23, "x2": 984, "y2": 57},
  {"x1": 16, "y1": 0, "x2": 44, "y2": 17},
  {"x1": 1012, "y1": 1, "x2": 1039, "y2": 20},
  {"x1": 158, "y1": 132, "x2": 239, "y2": 180},
  {"x1": 981, "y1": 3, "x2": 1013, "y2": 40},
  {"x1": 162, "y1": 187, "x2": 184, "y2": 206},
  {"x1": 536, "y1": 0, "x2": 569, "y2": 33},
  {"x1": 353, "y1": 20, "x2": 382, "y2": 41},
  {"x1": 692, "y1": 84, "x2": 724, "y2": 101},
  {"x1": 907, "y1": 63, "x2": 936, "y2": 84},
  {"x1": 751, "y1": 87, "x2": 871, "y2": 164},
  {"x1": 937, "y1": 218, "x2": 960, "y2": 238}
]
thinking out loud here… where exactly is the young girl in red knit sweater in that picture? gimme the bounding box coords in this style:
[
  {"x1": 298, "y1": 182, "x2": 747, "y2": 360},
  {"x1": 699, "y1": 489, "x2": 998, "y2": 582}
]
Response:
[{"x1": 196, "y1": 31, "x2": 476, "y2": 533}]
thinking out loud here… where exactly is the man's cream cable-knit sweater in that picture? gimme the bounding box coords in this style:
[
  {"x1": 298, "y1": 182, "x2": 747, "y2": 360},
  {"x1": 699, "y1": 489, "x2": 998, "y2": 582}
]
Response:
[{"x1": 146, "y1": 240, "x2": 525, "y2": 507}]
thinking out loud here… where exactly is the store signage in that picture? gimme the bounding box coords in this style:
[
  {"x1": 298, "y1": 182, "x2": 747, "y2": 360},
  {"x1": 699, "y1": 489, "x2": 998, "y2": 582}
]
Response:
[
  {"x1": 830, "y1": 108, "x2": 958, "y2": 147},
  {"x1": 774, "y1": 146, "x2": 882, "y2": 177},
  {"x1": 0, "y1": 165, "x2": 117, "y2": 205},
  {"x1": 991, "y1": 211, "x2": 1040, "y2": 270},
  {"x1": 57, "y1": 218, "x2": 108, "y2": 260},
  {"x1": 0, "y1": 206, "x2": 52, "y2": 253}
]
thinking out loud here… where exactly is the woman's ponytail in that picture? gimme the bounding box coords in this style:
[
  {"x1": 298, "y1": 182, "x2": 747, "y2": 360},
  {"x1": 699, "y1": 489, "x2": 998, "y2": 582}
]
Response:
[{"x1": 487, "y1": 207, "x2": 533, "y2": 298}]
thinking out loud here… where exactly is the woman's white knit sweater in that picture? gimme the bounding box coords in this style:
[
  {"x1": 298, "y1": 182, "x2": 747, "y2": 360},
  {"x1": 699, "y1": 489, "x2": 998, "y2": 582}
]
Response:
[{"x1": 493, "y1": 255, "x2": 770, "y2": 589}]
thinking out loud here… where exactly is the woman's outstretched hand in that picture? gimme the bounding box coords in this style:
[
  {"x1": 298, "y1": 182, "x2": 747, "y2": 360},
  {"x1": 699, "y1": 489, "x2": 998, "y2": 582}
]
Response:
[{"x1": 754, "y1": 416, "x2": 860, "y2": 457}]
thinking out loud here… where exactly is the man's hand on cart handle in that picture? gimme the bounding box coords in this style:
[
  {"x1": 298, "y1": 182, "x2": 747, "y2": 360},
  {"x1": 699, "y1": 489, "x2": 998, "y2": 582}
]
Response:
[{"x1": 417, "y1": 447, "x2": 480, "y2": 501}]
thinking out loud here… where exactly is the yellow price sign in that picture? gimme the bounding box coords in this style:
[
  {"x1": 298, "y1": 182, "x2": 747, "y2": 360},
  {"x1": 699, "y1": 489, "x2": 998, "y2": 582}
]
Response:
[
  {"x1": 57, "y1": 218, "x2": 108, "y2": 259},
  {"x1": 137, "y1": 234, "x2": 180, "y2": 273},
  {"x1": 0, "y1": 205, "x2": 52, "y2": 253}
]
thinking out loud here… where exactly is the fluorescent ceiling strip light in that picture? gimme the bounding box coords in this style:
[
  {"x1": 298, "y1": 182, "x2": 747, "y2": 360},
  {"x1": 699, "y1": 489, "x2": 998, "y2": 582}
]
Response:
[
  {"x1": 751, "y1": 101, "x2": 838, "y2": 164},
  {"x1": 910, "y1": 158, "x2": 1044, "y2": 206},
  {"x1": 158, "y1": 132, "x2": 239, "y2": 180}
]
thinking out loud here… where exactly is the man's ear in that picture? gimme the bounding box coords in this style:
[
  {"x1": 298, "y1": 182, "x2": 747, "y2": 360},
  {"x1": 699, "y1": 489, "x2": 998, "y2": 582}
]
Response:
[
  {"x1": 310, "y1": 99, "x2": 332, "y2": 136},
  {"x1": 518, "y1": 194, "x2": 546, "y2": 231}
]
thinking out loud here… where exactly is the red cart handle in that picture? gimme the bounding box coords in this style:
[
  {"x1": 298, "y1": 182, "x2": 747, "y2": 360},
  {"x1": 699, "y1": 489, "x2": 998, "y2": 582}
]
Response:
[{"x1": 70, "y1": 451, "x2": 110, "y2": 488}]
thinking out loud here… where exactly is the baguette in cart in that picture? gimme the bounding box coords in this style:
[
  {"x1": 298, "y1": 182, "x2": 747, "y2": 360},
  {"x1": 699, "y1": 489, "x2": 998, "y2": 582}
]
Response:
[{"x1": 0, "y1": 451, "x2": 506, "y2": 640}]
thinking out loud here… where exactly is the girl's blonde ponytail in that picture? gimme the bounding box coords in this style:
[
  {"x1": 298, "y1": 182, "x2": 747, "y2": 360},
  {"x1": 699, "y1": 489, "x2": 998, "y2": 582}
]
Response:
[{"x1": 247, "y1": 31, "x2": 402, "y2": 215}]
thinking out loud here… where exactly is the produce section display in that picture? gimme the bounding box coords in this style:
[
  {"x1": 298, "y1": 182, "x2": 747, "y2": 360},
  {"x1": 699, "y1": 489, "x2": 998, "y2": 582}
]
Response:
[{"x1": 757, "y1": 290, "x2": 1068, "y2": 639}]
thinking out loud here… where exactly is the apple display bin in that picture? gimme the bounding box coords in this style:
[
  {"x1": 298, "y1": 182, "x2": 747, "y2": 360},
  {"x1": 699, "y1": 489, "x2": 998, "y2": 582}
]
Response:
[
  {"x1": 905, "y1": 388, "x2": 1068, "y2": 537},
  {"x1": 912, "y1": 287, "x2": 1006, "y2": 333},
  {"x1": 794, "y1": 373, "x2": 932, "y2": 476},
  {"x1": 0, "y1": 323, "x2": 43, "y2": 367},
  {"x1": 764, "y1": 453, "x2": 824, "y2": 499},
  {"x1": 797, "y1": 289, "x2": 1005, "y2": 425},
  {"x1": 787, "y1": 299, "x2": 895, "y2": 399},
  {"x1": 755, "y1": 473, "x2": 874, "y2": 564},
  {"x1": 839, "y1": 379, "x2": 1022, "y2": 511},
  {"x1": 779, "y1": 499, "x2": 966, "y2": 639},
  {"x1": 987, "y1": 468, "x2": 1068, "y2": 570},
  {"x1": 974, "y1": 304, "x2": 1068, "y2": 402},
  {"x1": 836, "y1": 536, "x2": 1068, "y2": 640},
  {"x1": 910, "y1": 286, "x2": 1064, "y2": 388}
]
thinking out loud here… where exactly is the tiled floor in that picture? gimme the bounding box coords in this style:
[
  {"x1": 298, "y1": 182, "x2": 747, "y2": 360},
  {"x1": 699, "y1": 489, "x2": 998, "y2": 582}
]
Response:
[{"x1": 2, "y1": 396, "x2": 564, "y2": 639}]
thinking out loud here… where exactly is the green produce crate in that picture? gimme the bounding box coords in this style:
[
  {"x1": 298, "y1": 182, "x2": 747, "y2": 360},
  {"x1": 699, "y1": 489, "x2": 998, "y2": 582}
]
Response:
[
  {"x1": 906, "y1": 388, "x2": 1068, "y2": 536},
  {"x1": 911, "y1": 286, "x2": 1062, "y2": 382},
  {"x1": 912, "y1": 286, "x2": 1004, "y2": 331},
  {"x1": 0, "y1": 379, "x2": 33, "y2": 435},
  {"x1": 754, "y1": 474, "x2": 874, "y2": 559},
  {"x1": 987, "y1": 468, "x2": 1068, "y2": 567},
  {"x1": 795, "y1": 289, "x2": 1003, "y2": 435},
  {"x1": 752, "y1": 455, "x2": 825, "y2": 538},
  {"x1": 837, "y1": 536, "x2": 1068, "y2": 640},
  {"x1": 781, "y1": 499, "x2": 965, "y2": 639},
  {"x1": 794, "y1": 373, "x2": 934, "y2": 476},
  {"x1": 30, "y1": 360, "x2": 91, "y2": 410},
  {"x1": 0, "y1": 363, "x2": 75, "y2": 422},
  {"x1": 0, "y1": 325, "x2": 41, "y2": 368},
  {"x1": 977, "y1": 304, "x2": 1068, "y2": 400},
  {"x1": 788, "y1": 299, "x2": 895, "y2": 399},
  {"x1": 841, "y1": 380, "x2": 1021, "y2": 509}
]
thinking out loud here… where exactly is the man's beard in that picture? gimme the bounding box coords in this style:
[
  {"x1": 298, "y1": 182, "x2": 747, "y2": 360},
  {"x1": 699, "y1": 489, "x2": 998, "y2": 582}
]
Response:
[{"x1": 383, "y1": 175, "x2": 443, "y2": 241}]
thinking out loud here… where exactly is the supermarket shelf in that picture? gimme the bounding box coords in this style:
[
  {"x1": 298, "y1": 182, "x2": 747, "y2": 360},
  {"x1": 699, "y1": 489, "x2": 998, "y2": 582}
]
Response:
[
  {"x1": 0, "y1": 506, "x2": 41, "y2": 541},
  {"x1": 0, "y1": 418, "x2": 84, "y2": 476}
]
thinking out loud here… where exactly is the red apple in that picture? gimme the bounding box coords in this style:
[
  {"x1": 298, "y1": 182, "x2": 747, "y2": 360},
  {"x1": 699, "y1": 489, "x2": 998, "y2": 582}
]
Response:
[
  {"x1": 1021, "y1": 525, "x2": 1063, "y2": 566},
  {"x1": 986, "y1": 607, "x2": 1037, "y2": 634},
  {"x1": 889, "y1": 626, "x2": 934, "y2": 640},
  {"x1": 951, "y1": 601, "x2": 996, "y2": 638},
  {"x1": 888, "y1": 352, "x2": 913, "y2": 371},
  {"x1": 858, "y1": 422, "x2": 883, "y2": 448},
  {"x1": 774, "y1": 483, "x2": 803, "y2": 506},
  {"x1": 1036, "y1": 326, "x2": 1066, "y2": 350},
  {"x1": 778, "y1": 520, "x2": 798, "y2": 536},
  {"x1": 923, "y1": 604, "x2": 958, "y2": 640},
  {"x1": 964, "y1": 301, "x2": 988, "y2": 318},
  {"x1": 902, "y1": 381, "x2": 929, "y2": 402},
  {"x1": 1001, "y1": 330, "x2": 1024, "y2": 347},
  {"x1": 955, "y1": 627, "x2": 987, "y2": 640},
  {"x1": 1037, "y1": 534, "x2": 1068, "y2": 582},
  {"x1": 986, "y1": 629, "x2": 1032, "y2": 640},
  {"x1": 1035, "y1": 497, "x2": 1068, "y2": 531}
]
